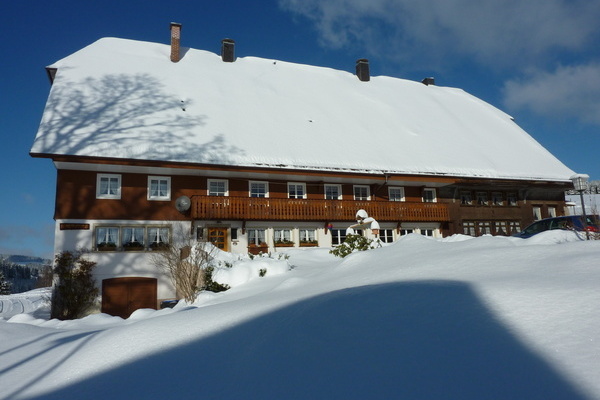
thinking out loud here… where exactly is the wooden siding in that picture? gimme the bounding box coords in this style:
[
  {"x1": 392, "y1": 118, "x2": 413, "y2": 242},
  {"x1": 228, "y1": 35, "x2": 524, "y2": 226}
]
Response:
[{"x1": 192, "y1": 195, "x2": 450, "y2": 222}]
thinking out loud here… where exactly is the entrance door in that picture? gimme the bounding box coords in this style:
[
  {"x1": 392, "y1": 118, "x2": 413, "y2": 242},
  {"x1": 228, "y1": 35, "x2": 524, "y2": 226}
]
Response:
[{"x1": 208, "y1": 228, "x2": 228, "y2": 251}]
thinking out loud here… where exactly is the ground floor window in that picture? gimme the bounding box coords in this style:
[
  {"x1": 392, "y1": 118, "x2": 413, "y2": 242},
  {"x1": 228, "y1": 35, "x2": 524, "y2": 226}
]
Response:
[
  {"x1": 379, "y1": 229, "x2": 394, "y2": 243},
  {"x1": 274, "y1": 228, "x2": 294, "y2": 245},
  {"x1": 463, "y1": 221, "x2": 521, "y2": 236},
  {"x1": 399, "y1": 229, "x2": 413, "y2": 236},
  {"x1": 331, "y1": 229, "x2": 346, "y2": 246},
  {"x1": 420, "y1": 229, "x2": 434, "y2": 237},
  {"x1": 95, "y1": 225, "x2": 171, "y2": 251},
  {"x1": 248, "y1": 229, "x2": 267, "y2": 246},
  {"x1": 299, "y1": 229, "x2": 317, "y2": 246}
]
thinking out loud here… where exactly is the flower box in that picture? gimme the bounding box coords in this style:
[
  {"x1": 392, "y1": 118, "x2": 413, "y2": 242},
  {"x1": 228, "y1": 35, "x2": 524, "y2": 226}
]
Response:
[
  {"x1": 248, "y1": 243, "x2": 269, "y2": 255},
  {"x1": 97, "y1": 242, "x2": 117, "y2": 251},
  {"x1": 299, "y1": 241, "x2": 318, "y2": 247}
]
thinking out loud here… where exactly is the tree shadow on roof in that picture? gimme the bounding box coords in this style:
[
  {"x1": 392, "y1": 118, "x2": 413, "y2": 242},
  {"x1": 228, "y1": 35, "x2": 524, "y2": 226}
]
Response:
[
  {"x1": 32, "y1": 73, "x2": 245, "y2": 164},
  {"x1": 17, "y1": 280, "x2": 593, "y2": 400}
]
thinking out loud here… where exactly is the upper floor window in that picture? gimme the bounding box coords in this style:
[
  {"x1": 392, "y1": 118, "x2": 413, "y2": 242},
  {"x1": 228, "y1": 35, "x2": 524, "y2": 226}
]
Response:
[
  {"x1": 491, "y1": 192, "x2": 503, "y2": 206},
  {"x1": 354, "y1": 185, "x2": 371, "y2": 201},
  {"x1": 476, "y1": 192, "x2": 488, "y2": 205},
  {"x1": 388, "y1": 187, "x2": 405, "y2": 202},
  {"x1": 324, "y1": 184, "x2": 342, "y2": 200},
  {"x1": 460, "y1": 191, "x2": 472, "y2": 205},
  {"x1": 249, "y1": 181, "x2": 269, "y2": 198},
  {"x1": 97, "y1": 174, "x2": 121, "y2": 199},
  {"x1": 148, "y1": 176, "x2": 171, "y2": 201},
  {"x1": 208, "y1": 179, "x2": 228, "y2": 196},
  {"x1": 507, "y1": 193, "x2": 518, "y2": 206},
  {"x1": 422, "y1": 188, "x2": 436, "y2": 203},
  {"x1": 288, "y1": 183, "x2": 307, "y2": 199}
]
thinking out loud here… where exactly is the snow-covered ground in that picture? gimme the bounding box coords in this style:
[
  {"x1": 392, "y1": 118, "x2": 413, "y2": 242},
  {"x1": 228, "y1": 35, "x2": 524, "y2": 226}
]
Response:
[{"x1": 1, "y1": 232, "x2": 599, "y2": 399}]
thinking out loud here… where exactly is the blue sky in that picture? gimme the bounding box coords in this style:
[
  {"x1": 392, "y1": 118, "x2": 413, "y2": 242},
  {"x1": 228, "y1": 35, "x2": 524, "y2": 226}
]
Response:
[{"x1": 1, "y1": 0, "x2": 599, "y2": 258}]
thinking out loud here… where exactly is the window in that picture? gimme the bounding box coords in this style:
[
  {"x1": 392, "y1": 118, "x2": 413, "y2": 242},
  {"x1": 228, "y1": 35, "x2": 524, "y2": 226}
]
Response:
[
  {"x1": 509, "y1": 221, "x2": 521, "y2": 234},
  {"x1": 507, "y1": 193, "x2": 518, "y2": 206},
  {"x1": 208, "y1": 179, "x2": 228, "y2": 196},
  {"x1": 477, "y1": 221, "x2": 491, "y2": 235},
  {"x1": 423, "y1": 188, "x2": 436, "y2": 203},
  {"x1": 148, "y1": 176, "x2": 171, "y2": 200},
  {"x1": 491, "y1": 192, "x2": 503, "y2": 206},
  {"x1": 97, "y1": 174, "x2": 121, "y2": 199},
  {"x1": 96, "y1": 227, "x2": 119, "y2": 250},
  {"x1": 463, "y1": 222, "x2": 476, "y2": 236},
  {"x1": 288, "y1": 183, "x2": 306, "y2": 199},
  {"x1": 274, "y1": 228, "x2": 293, "y2": 244},
  {"x1": 353, "y1": 185, "x2": 370, "y2": 201},
  {"x1": 533, "y1": 206, "x2": 542, "y2": 220},
  {"x1": 94, "y1": 225, "x2": 170, "y2": 251},
  {"x1": 122, "y1": 227, "x2": 145, "y2": 249},
  {"x1": 388, "y1": 187, "x2": 405, "y2": 202},
  {"x1": 248, "y1": 228, "x2": 266, "y2": 245},
  {"x1": 420, "y1": 229, "x2": 434, "y2": 237},
  {"x1": 299, "y1": 229, "x2": 317, "y2": 244},
  {"x1": 548, "y1": 206, "x2": 557, "y2": 218},
  {"x1": 148, "y1": 227, "x2": 170, "y2": 250},
  {"x1": 330, "y1": 229, "x2": 346, "y2": 246},
  {"x1": 494, "y1": 221, "x2": 508, "y2": 236},
  {"x1": 324, "y1": 184, "x2": 342, "y2": 200},
  {"x1": 249, "y1": 181, "x2": 268, "y2": 198},
  {"x1": 399, "y1": 229, "x2": 413, "y2": 236},
  {"x1": 379, "y1": 229, "x2": 394, "y2": 243},
  {"x1": 476, "y1": 192, "x2": 488, "y2": 205},
  {"x1": 460, "y1": 191, "x2": 472, "y2": 205}
]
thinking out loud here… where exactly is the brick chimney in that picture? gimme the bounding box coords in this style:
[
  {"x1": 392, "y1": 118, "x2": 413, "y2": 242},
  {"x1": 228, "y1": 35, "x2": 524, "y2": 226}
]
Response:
[
  {"x1": 221, "y1": 38, "x2": 236, "y2": 62},
  {"x1": 356, "y1": 59, "x2": 370, "y2": 82},
  {"x1": 170, "y1": 22, "x2": 182, "y2": 63}
]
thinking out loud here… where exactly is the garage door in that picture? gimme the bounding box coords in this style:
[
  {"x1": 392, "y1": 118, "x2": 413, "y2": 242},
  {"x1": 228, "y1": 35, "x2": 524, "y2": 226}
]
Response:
[{"x1": 101, "y1": 277, "x2": 157, "y2": 318}]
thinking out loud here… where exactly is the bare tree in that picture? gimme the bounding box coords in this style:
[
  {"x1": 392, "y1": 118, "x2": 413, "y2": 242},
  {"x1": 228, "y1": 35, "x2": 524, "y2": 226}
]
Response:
[{"x1": 151, "y1": 223, "x2": 215, "y2": 303}]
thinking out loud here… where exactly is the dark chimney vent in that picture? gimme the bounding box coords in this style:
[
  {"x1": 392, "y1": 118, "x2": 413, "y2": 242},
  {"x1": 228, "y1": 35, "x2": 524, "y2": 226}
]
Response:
[
  {"x1": 422, "y1": 77, "x2": 435, "y2": 86},
  {"x1": 221, "y1": 38, "x2": 236, "y2": 62},
  {"x1": 170, "y1": 22, "x2": 182, "y2": 63},
  {"x1": 355, "y1": 59, "x2": 370, "y2": 82}
]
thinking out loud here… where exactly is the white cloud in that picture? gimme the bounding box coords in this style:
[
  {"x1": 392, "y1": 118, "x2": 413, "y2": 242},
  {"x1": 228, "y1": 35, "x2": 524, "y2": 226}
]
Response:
[
  {"x1": 502, "y1": 63, "x2": 600, "y2": 126},
  {"x1": 279, "y1": 0, "x2": 600, "y2": 68}
]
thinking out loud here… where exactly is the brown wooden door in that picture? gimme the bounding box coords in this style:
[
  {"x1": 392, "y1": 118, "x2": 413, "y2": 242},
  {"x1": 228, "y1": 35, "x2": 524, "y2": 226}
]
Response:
[
  {"x1": 102, "y1": 277, "x2": 157, "y2": 318},
  {"x1": 208, "y1": 228, "x2": 228, "y2": 251}
]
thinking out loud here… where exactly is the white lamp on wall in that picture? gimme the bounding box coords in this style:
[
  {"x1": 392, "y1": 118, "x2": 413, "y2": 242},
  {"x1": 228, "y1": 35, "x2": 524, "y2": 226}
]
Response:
[{"x1": 570, "y1": 173, "x2": 590, "y2": 240}]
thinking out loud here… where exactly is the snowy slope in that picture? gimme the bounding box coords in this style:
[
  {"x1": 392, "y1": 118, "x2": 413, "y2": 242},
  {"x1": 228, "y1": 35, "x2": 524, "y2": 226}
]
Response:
[
  {"x1": 1, "y1": 232, "x2": 599, "y2": 400},
  {"x1": 31, "y1": 38, "x2": 574, "y2": 181}
]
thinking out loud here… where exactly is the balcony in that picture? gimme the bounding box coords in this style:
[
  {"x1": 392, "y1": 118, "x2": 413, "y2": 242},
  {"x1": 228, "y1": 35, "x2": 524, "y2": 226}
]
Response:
[{"x1": 191, "y1": 195, "x2": 449, "y2": 222}]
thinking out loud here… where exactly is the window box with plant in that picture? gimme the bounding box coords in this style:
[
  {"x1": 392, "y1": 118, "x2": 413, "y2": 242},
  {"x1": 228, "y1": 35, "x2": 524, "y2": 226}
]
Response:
[
  {"x1": 274, "y1": 239, "x2": 295, "y2": 247},
  {"x1": 123, "y1": 241, "x2": 145, "y2": 251},
  {"x1": 248, "y1": 242, "x2": 269, "y2": 255},
  {"x1": 299, "y1": 239, "x2": 318, "y2": 247},
  {"x1": 97, "y1": 242, "x2": 117, "y2": 251}
]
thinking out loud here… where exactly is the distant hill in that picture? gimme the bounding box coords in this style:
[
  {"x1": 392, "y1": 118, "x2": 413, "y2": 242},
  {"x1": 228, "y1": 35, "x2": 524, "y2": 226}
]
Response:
[{"x1": 0, "y1": 254, "x2": 52, "y2": 267}]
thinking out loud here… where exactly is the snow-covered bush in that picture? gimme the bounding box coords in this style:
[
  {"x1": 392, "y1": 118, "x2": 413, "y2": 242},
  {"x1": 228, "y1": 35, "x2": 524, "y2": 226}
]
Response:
[{"x1": 329, "y1": 234, "x2": 375, "y2": 258}]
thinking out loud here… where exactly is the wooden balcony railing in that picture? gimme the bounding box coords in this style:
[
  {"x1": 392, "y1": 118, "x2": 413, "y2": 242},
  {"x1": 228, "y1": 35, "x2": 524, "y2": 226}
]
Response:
[{"x1": 191, "y1": 195, "x2": 449, "y2": 222}]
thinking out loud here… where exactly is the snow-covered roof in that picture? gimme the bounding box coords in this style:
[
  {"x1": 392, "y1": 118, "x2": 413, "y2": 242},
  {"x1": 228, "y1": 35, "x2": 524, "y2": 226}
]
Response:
[{"x1": 31, "y1": 37, "x2": 574, "y2": 181}]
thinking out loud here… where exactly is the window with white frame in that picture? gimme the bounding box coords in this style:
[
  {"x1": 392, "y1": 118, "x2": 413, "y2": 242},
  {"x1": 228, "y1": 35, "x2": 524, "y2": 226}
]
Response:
[
  {"x1": 388, "y1": 187, "x2": 405, "y2": 202},
  {"x1": 509, "y1": 221, "x2": 521, "y2": 234},
  {"x1": 299, "y1": 229, "x2": 317, "y2": 244},
  {"x1": 423, "y1": 188, "x2": 436, "y2": 203},
  {"x1": 274, "y1": 228, "x2": 293, "y2": 244},
  {"x1": 324, "y1": 184, "x2": 342, "y2": 200},
  {"x1": 248, "y1": 228, "x2": 266, "y2": 245},
  {"x1": 420, "y1": 229, "x2": 434, "y2": 237},
  {"x1": 477, "y1": 221, "x2": 491, "y2": 235},
  {"x1": 330, "y1": 229, "x2": 347, "y2": 246},
  {"x1": 148, "y1": 176, "x2": 171, "y2": 201},
  {"x1": 379, "y1": 229, "x2": 394, "y2": 243},
  {"x1": 97, "y1": 174, "x2": 121, "y2": 199},
  {"x1": 494, "y1": 221, "x2": 508, "y2": 236},
  {"x1": 353, "y1": 185, "x2": 370, "y2": 201},
  {"x1": 249, "y1": 181, "x2": 268, "y2": 198},
  {"x1": 288, "y1": 183, "x2": 306, "y2": 199},
  {"x1": 208, "y1": 179, "x2": 228, "y2": 196},
  {"x1": 400, "y1": 228, "x2": 413, "y2": 236}
]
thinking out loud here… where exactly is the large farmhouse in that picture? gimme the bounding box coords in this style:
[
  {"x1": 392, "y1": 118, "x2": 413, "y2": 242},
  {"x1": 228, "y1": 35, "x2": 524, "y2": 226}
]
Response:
[{"x1": 31, "y1": 23, "x2": 574, "y2": 315}]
